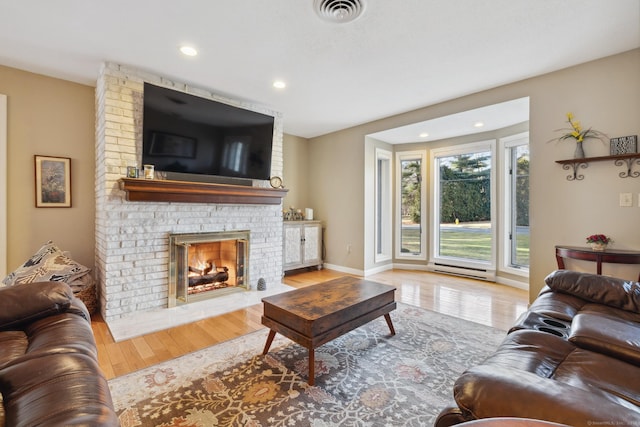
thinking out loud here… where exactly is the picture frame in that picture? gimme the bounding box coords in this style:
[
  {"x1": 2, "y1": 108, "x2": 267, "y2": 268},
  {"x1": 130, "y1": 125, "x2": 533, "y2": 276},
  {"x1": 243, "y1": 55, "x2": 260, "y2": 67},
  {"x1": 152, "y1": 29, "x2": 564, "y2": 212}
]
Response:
[
  {"x1": 609, "y1": 135, "x2": 638, "y2": 155},
  {"x1": 148, "y1": 131, "x2": 197, "y2": 158},
  {"x1": 34, "y1": 155, "x2": 71, "y2": 208}
]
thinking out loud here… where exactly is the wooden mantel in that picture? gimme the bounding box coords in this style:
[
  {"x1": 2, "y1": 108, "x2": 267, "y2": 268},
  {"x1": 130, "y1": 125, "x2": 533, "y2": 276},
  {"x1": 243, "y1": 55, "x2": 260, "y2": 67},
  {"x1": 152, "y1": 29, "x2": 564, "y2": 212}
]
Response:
[{"x1": 119, "y1": 178, "x2": 288, "y2": 205}]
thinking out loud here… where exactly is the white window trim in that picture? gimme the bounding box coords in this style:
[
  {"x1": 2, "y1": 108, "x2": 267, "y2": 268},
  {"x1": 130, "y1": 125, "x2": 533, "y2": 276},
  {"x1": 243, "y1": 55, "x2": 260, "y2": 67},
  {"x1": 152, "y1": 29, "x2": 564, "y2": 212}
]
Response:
[
  {"x1": 498, "y1": 132, "x2": 530, "y2": 277},
  {"x1": 374, "y1": 148, "x2": 392, "y2": 263},
  {"x1": 429, "y1": 139, "x2": 497, "y2": 271},
  {"x1": 395, "y1": 150, "x2": 427, "y2": 261}
]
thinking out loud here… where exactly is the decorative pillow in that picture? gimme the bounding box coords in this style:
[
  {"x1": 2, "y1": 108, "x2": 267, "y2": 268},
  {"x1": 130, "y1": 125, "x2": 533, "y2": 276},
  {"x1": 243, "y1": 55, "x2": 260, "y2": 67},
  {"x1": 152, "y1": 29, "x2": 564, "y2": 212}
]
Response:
[{"x1": 1, "y1": 241, "x2": 90, "y2": 287}]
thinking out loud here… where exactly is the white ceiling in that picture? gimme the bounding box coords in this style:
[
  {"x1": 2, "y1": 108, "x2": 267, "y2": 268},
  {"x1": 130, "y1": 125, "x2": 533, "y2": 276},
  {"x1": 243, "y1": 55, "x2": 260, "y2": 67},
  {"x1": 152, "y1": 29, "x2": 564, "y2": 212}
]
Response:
[
  {"x1": 369, "y1": 97, "x2": 530, "y2": 144},
  {"x1": 0, "y1": 1, "x2": 638, "y2": 139}
]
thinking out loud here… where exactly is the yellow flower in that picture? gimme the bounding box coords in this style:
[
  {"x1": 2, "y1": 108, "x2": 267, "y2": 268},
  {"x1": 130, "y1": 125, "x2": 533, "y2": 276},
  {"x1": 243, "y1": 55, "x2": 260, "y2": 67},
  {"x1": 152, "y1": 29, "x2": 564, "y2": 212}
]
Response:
[
  {"x1": 572, "y1": 120, "x2": 582, "y2": 132},
  {"x1": 551, "y1": 112, "x2": 606, "y2": 144}
]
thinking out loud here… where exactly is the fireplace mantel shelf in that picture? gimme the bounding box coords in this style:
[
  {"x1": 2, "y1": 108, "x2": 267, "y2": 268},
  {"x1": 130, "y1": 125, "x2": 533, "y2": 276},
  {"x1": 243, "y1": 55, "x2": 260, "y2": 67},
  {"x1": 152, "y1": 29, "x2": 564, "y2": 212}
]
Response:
[{"x1": 119, "y1": 178, "x2": 288, "y2": 205}]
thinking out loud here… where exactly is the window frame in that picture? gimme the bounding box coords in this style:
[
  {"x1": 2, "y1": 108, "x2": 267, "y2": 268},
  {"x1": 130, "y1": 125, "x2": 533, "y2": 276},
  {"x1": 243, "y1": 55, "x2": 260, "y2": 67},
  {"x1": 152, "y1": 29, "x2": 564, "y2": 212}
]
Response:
[
  {"x1": 498, "y1": 132, "x2": 530, "y2": 277},
  {"x1": 429, "y1": 139, "x2": 497, "y2": 271},
  {"x1": 374, "y1": 147, "x2": 393, "y2": 263},
  {"x1": 395, "y1": 150, "x2": 427, "y2": 260}
]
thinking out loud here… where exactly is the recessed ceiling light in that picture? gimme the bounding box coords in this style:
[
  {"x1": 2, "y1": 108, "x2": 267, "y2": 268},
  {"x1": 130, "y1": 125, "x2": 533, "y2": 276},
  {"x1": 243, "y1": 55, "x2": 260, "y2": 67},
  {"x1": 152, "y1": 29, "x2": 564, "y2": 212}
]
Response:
[
  {"x1": 179, "y1": 46, "x2": 198, "y2": 56},
  {"x1": 419, "y1": 132, "x2": 429, "y2": 138},
  {"x1": 474, "y1": 121, "x2": 484, "y2": 128},
  {"x1": 273, "y1": 80, "x2": 287, "y2": 89}
]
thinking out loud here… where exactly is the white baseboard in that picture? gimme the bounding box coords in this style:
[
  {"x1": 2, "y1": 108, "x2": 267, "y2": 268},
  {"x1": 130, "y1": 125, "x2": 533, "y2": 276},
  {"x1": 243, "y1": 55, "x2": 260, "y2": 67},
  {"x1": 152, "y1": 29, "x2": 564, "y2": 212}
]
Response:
[
  {"x1": 322, "y1": 263, "x2": 364, "y2": 276},
  {"x1": 324, "y1": 261, "x2": 528, "y2": 291}
]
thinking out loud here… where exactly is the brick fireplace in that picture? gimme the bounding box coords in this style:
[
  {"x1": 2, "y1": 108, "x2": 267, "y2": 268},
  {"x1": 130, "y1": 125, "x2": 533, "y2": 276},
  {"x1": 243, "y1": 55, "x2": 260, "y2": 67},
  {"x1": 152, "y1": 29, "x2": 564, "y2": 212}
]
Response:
[{"x1": 94, "y1": 63, "x2": 285, "y2": 323}]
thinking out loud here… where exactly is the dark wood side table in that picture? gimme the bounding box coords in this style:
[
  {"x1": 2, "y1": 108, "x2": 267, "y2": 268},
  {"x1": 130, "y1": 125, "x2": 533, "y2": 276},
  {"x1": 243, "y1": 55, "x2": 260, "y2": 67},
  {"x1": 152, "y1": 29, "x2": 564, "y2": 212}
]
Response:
[{"x1": 555, "y1": 245, "x2": 640, "y2": 281}]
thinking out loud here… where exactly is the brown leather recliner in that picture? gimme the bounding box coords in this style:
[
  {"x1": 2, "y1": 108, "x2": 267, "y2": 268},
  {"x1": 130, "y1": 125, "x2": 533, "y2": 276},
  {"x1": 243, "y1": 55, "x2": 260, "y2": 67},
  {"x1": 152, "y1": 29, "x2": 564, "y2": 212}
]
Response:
[
  {"x1": 435, "y1": 270, "x2": 640, "y2": 427},
  {"x1": 0, "y1": 281, "x2": 118, "y2": 426}
]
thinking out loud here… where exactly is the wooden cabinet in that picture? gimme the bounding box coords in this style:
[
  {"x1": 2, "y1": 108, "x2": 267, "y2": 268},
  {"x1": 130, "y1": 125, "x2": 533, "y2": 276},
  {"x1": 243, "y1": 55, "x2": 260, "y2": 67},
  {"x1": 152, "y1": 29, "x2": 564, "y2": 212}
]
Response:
[{"x1": 283, "y1": 221, "x2": 323, "y2": 272}]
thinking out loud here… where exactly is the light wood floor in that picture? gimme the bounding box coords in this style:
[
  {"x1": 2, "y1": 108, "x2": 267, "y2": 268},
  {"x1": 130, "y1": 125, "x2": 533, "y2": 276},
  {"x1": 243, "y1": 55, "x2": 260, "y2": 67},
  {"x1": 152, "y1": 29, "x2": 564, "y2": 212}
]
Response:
[{"x1": 91, "y1": 269, "x2": 529, "y2": 380}]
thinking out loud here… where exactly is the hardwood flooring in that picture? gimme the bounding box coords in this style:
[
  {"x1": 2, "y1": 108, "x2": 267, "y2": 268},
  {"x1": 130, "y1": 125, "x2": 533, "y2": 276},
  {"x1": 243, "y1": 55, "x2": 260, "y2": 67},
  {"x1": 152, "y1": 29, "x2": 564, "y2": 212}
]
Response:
[{"x1": 91, "y1": 269, "x2": 529, "y2": 380}]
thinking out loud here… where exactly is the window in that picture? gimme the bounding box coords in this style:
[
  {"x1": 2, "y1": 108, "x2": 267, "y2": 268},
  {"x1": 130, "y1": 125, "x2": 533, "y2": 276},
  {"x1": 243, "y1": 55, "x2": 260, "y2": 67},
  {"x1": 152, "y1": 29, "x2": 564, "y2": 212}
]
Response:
[
  {"x1": 500, "y1": 133, "x2": 529, "y2": 273},
  {"x1": 431, "y1": 140, "x2": 496, "y2": 271},
  {"x1": 375, "y1": 148, "x2": 392, "y2": 262},
  {"x1": 396, "y1": 151, "x2": 426, "y2": 260}
]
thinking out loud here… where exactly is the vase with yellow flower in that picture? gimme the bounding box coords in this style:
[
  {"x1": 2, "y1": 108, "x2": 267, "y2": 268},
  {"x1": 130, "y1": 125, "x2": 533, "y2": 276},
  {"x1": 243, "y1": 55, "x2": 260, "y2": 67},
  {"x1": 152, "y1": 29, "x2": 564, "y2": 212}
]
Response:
[{"x1": 555, "y1": 113, "x2": 607, "y2": 159}]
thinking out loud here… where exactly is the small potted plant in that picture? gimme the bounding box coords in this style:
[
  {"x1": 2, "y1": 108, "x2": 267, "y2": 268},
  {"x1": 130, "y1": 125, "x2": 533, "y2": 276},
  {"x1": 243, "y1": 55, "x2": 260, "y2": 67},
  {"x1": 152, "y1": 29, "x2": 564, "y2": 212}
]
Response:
[{"x1": 586, "y1": 234, "x2": 612, "y2": 251}]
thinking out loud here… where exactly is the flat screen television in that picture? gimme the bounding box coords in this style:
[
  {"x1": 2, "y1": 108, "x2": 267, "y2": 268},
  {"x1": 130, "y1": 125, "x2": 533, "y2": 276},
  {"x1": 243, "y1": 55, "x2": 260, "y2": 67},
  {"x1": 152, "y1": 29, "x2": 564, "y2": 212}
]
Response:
[{"x1": 142, "y1": 83, "x2": 275, "y2": 184}]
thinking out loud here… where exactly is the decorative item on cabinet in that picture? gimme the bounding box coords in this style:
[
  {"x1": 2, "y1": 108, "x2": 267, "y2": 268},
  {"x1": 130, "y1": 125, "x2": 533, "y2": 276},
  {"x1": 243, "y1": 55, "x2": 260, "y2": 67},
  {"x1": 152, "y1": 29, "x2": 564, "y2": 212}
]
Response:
[{"x1": 283, "y1": 206, "x2": 304, "y2": 221}]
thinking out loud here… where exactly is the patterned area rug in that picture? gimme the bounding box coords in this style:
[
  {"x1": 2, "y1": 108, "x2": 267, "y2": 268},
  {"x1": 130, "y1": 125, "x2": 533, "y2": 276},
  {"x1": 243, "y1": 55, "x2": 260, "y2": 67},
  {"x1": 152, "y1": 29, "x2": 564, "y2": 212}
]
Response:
[{"x1": 109, "y1": 303, "x2": 506, "y2": 426}]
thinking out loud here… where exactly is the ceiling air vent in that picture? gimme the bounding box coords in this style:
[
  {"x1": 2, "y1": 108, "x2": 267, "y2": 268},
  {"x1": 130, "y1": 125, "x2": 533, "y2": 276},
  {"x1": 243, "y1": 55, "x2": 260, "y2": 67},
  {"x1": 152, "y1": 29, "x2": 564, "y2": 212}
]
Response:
[{"x1": 314, "y1": 0, "x2": 366, "y2": 23}]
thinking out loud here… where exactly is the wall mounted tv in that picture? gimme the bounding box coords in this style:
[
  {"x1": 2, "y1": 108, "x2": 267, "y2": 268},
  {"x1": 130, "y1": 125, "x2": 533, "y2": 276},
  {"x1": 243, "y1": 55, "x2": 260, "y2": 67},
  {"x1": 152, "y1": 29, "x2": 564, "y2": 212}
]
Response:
[{"x1": 142, "y1": 83, "x2": 275, "y2": 184}]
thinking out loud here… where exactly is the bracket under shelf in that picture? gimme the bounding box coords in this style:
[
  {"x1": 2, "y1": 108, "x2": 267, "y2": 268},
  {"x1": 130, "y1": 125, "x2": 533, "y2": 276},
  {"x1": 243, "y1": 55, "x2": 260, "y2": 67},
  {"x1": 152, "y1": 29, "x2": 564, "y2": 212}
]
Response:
[{"x1": 555, "y1": 153, "x2": 640, "y2": 181}]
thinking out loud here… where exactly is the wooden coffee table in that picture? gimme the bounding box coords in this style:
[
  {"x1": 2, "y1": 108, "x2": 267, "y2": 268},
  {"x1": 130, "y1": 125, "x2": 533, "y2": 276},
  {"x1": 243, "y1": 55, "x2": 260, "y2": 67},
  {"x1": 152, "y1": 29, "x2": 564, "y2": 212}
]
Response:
[{"x1": 261, "y1": 276, "x2": 396, "y2": 385}]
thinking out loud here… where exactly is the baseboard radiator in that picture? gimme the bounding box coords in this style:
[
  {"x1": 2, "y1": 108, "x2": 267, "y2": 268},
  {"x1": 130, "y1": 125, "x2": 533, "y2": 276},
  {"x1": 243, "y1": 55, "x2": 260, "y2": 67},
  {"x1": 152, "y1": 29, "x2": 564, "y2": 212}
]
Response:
[{"x1": 428, "y1": 262, "x2": 496, "y2": 281}]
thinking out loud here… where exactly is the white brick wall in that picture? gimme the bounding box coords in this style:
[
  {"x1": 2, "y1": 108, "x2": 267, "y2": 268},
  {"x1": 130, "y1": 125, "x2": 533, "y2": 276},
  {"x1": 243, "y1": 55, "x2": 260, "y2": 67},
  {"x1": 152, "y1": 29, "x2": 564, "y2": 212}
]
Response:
[{"x1": 95, "y1": 63, "x2": 284, "y2": 321}]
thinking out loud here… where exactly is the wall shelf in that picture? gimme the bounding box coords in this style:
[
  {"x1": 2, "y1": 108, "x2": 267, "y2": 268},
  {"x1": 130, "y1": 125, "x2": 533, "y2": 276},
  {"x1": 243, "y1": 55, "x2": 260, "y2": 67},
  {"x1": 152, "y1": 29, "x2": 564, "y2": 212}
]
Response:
[
  {"x1": 119, "y1": 178, "x2": 288, "y2": 204},
  {"x1": 555, "y1": 153, "x2": 640, "y2": 181}
]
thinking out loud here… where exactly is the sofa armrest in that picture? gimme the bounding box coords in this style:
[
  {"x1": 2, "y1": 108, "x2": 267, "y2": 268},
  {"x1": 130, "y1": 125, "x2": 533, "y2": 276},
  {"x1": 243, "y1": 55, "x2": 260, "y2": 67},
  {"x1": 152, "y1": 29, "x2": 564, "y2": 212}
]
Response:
[
  {"x1": 544, "y1": 270, "x2": 640, "y2": 313},
  {"x1": 434, "y1": 404, "x2": 470, "y2": 427},
  {"x1": 0, "y1": 281, "x2": 73, "y2": 329}
]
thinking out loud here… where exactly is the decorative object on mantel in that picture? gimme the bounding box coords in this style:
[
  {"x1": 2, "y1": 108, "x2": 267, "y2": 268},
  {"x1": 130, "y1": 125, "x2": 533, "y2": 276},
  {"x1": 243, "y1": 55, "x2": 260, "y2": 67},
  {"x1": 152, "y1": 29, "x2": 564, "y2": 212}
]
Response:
[
  {"x1": 551, "y1": 112, "x2": 607, "y2": 159},
  {"x1": 269, "y1": 176, "x2": 283, "y2": 188},
  {"x1": 586, "y1": 234, "x2": 612, "y2": 251},
  {"x1": 126, "y1": 165, "x2": 139, "y2": 178},
  {"x1": 610, "y1": 135, "x2": 638, "y2": 155},
  {"x1": 143, "y1": 164, "x2": 155, "y2": 179},
  {"x1": 257, "y1": 277, "x2": 266, "y2": 291}
]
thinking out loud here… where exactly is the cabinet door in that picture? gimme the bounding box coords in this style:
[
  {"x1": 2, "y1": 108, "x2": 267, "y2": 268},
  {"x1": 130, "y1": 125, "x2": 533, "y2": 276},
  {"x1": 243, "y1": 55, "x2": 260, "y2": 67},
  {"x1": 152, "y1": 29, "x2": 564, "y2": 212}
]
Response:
[
  {"x1": 303, "y1": 224, "x2": 321, "y2": 264},
  {"x1": 284, "y1": 224, "x2": 303, "y2": 268}
]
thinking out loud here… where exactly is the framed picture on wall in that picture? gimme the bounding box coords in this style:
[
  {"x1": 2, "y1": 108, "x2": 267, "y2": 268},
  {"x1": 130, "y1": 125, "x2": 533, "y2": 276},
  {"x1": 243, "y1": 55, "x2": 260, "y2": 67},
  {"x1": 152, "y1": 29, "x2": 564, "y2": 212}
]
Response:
[{"x1": 34, "y1": 155, "x2": 71, "y2": 207}]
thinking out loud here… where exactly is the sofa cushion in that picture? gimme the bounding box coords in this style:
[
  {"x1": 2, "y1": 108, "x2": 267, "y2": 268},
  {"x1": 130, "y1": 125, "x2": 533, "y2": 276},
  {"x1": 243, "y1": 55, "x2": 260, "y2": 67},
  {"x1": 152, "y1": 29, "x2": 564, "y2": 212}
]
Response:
[
  {"x1": 569, "y1": 312, "x2": 640, "y2": 367},
  {"x1": 1, "y1": 240, "x2": 90, "y2": 286},
  {"x1": 0, "y1": 331, "x2": 28, "y2": 369},
  {"x1": 453, "y1": 330, "x2": 640, "y2": 426},
  {"x1": 0, "y1": 352, "x2": 118, "y2": 426},
  {"x1": 544, "y1": 270, "x2": 640, "y2": 313},
  {"x1": 0, "y1": 281, "x2": 73, "y2": 330}
]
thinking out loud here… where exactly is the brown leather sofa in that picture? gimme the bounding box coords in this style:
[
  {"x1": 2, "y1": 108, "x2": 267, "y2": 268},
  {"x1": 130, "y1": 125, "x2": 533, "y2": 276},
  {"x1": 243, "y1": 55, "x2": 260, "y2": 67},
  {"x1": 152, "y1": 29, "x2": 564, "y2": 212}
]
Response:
[
  {"x1": 435, "y1": 270, "x2": 640, "y2": 427},
  {"x1": 0, "y1": 281, "x2": 119, "y2": 426}
]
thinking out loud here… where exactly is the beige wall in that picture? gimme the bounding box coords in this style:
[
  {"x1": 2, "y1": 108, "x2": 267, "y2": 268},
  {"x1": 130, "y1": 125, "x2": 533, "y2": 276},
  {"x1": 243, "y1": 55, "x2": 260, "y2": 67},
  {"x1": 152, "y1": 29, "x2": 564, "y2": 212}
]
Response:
[
  {"x1": 282, "y1": 133, "x2": 310, "y2": 210},
  {"x1": 307, "y1": 49, "x2": 640, "y2": 301},
  {"x1": 0, "y1": 65, "x2": 95, "y2": 271}
]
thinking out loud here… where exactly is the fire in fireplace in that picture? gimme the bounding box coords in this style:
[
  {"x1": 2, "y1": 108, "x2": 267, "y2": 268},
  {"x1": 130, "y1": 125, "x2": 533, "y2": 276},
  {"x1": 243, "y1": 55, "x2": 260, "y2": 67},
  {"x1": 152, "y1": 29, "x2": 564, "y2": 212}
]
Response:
[{"x1": 169, "y1": 231, "x2": 249, "y2": 306}]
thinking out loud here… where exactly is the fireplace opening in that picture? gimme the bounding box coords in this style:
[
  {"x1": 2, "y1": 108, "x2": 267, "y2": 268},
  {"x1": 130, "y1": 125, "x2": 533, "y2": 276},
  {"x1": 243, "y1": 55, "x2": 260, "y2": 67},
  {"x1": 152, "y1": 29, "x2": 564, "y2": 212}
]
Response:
[{"x1": 169, "y1": 231, "x2": 249, "y2": 306}]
